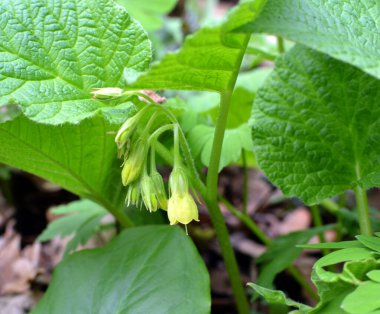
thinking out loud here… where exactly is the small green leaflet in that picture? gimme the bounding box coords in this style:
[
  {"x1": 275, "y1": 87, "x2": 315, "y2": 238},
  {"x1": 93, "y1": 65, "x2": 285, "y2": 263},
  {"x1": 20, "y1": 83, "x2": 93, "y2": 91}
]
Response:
[
  {"x1": 248, "y1": 283, "x2": 311, "y2": 313},
  {"x1": 342, "y1": 281, "x2": 380, "y2": 314},
  {"x1": 356, "y1": 235, "x2": 380, "y2": 253},
  {"x1": 116, "y1": 0, "x2": 178, "y2": 31},
  {"x1": 188, "y1": 124, "x2": 253, "y2": 171},
  {"x1": 250, "y1": 45, "x2": 380, "y2": 205},
  {"x1": 38, "y1": 199, "x2": 108, "y2": 256},
  {"x1": 0, "y1": 0, "x2": 151, "y2": 124},
  {"x1": 314, "y1": 248, "x2": 373, "y2": 268},
  {"x1": 32, "y1": 226, "x2": 210, "y2": 314},
  {"x1": 240, "y1": 0, "x2": 380, "y2": 79}
]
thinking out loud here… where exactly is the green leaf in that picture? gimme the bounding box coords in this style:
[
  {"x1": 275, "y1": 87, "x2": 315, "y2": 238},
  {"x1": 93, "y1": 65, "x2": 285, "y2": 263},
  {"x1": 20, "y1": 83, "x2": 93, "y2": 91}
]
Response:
[
  {"x1": 315, "y1": 248, "x2": 374, "y2": 268},
  {"x1": 222, "y1": 0, "x2": 268, "y2": 34},
  {"x1": 116, "y1": 0, "x2": 178, "y2": 31},
  {"x1": 342, "y1": 281, "x2": 380, "y2": 314},
  {"x1": 248, "y1": 283, "x2": 311, "y2": 312},
  {"x1": 241, "y1": 0, "x2": 380, "y2": 79},
  {"x1": 250, "y1": 45, "x2": 380, "y2": 205},
  {"x1": 356, "y1": 235, "x2": 380, "y2": 253},
  {"x1": 298, "y1": 241, "x2": 364, "y2": 250},
  {"x1": 0, "y1": 0, "x2": 151, "y2": 124},
  {"x1": 32, "y1": 226, "x2": 210, "y2": 314},
  {"x1": 0, "y1": 114, "x2": 128, "y2": 222},
  {"x1": 367, "y1": 270, "x2": 380, "y2": 283},
  {"x1": 310, "y1": 286, "x2": 354, "y2": 314},
  {"x1": 310, "y1": 258, "x2": 379, "y2": 314},
  {"x1": 256, "y1": 225, "x2": 333, "y2": 288},
  {"x1": 38, "y1": 200, "x2": 107, "y2": 256},
  {"x1": 131, "y1": 27, "x2": 247, "y2": 92},
  {"x1": 187, "y1": 124, "x2": 253, "y2": 171},
  {"x1": 131, "y1": 0, "x2": 267, "y2": 93}
]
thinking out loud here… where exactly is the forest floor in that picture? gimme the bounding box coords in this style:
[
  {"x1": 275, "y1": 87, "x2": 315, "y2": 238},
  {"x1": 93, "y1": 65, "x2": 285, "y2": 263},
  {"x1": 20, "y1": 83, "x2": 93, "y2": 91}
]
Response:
[{"x1": 1, "y1": 168, "x2": 378, "y2": 314}]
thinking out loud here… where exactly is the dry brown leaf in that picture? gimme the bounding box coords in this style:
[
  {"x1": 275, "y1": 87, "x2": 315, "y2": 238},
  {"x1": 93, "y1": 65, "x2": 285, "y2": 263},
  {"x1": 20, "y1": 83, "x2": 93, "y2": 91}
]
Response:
[
  {"x1": 277, "y1": 207, "x2": 311, "y2": 235},
  {"x1": 230, "y1": 233, "x2": 266, "y2": 257},
  {"x1": 0, "y1": 222, "x2": 41, "y2": 295}
]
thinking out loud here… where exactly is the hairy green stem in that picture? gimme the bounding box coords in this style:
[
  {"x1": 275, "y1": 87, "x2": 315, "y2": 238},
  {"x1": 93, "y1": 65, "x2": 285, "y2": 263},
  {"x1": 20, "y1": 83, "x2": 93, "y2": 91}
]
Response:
[
  {"x1": 277, "y1": 36, "x2": 285, "y2": 53},
  {"x1": 205, "y1": 91, "x2": 250, "y2": 314},
  {"x1": 320, "y1": 198, "x2": 340, "y2": 213},
  {"x1": 203, "y1": 198, "x2": 250, "y2": 313},
  {"x1": 202, "y1": 31, "x2": 252, "y2": 313},
  {"x1": 241, "y1": 150, "x2": 249, "y2": 214},
  {"x1": 310, "y1": 205, "x2": 329, "y2": 256},
  {"x1": 354, "y1": 186, "x2": 372, "y2": 235},
  {"x1": 338, "y1": 193, "x2": 346, "y2": 208}
]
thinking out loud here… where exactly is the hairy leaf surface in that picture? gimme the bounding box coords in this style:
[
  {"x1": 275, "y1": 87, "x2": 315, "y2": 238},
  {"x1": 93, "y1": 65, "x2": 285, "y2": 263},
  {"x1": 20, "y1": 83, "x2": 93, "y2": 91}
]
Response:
[
  {"x1": 32, "y1": 226, "x2": 210, "y2": 314},
  {"x1": 241, "y1": 0, "x2": 380, "y2": 79},
  {"x1": 0, "y1": 0, "x2": 151, "y2": 124},
  {"x1": 250, "y1": 45, "x2": 380, "y2": 204}
]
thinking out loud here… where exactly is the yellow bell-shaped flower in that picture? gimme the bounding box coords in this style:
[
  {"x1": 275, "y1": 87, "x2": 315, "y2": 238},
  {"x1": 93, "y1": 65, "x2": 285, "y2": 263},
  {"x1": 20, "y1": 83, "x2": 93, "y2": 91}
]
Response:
[
  {"x1": 167, "y1": 167, "x2": 199, "y2": 225},
  {"x1": 167, "y1": 192, "x2": 199, "y2": 225}
]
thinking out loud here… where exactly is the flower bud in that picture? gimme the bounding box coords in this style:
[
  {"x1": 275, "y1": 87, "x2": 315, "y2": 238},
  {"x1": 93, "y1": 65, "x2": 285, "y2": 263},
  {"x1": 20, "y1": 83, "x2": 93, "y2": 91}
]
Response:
[
  {"x1": 167, "y1": 193, "x2": 199, "y2": 225},
  {"x1": 168, "y1": 167, "x2": 188, "y2": 197},
  {"x1": 115, "y1": 116, "x2": 137, "y2": 146},
  {"x1": 140, "y1": 174, "x2": 158, "y2": 212},
  {"x1": 91, "y1": 87, "x2": 123, "y2": 99},
  {"x1": 115, "y1": 115, "x2": 139, "y2": 158},
  {"x1": 151, "y1": 171, "x2": 168, "y2": 210},
  {"x1": 121, "y1": 140, "x2": 146, "y2": 186},
  {"x1": 125, "y1": 181, "x2": 140, "y2": 206}
]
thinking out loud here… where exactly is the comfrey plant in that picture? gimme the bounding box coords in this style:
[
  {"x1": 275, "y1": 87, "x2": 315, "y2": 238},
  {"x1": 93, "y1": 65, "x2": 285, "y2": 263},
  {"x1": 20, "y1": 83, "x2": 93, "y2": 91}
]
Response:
[{"x1": 0, "y1": 0, "x2": 379, "y2": 313}]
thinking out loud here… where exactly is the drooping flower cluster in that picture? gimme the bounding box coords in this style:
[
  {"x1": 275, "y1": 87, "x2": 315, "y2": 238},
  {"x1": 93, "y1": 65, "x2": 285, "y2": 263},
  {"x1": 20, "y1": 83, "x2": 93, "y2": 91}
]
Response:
[{"x1": 113, "y1": 99, "x2": 199, "y2": 227}]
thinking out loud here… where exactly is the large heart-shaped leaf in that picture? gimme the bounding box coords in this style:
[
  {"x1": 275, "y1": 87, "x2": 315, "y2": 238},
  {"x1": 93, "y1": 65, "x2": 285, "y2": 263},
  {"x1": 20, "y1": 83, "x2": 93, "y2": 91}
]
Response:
[
  {"x1": 32, "y1": 225, "x2": 210, "y2": 314},
  {"x1": 250, "y1": 45, "x2": 380, "y2": 204},
  {"x1": 0, "y1": 0, "x2": 151, "y2": 124},
  {"x1": 240, "y1": 0, "x2": 380, "y2": 79},
  {"x1": 0, "y1": 113, "x2": 130, "y2": 224}
]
